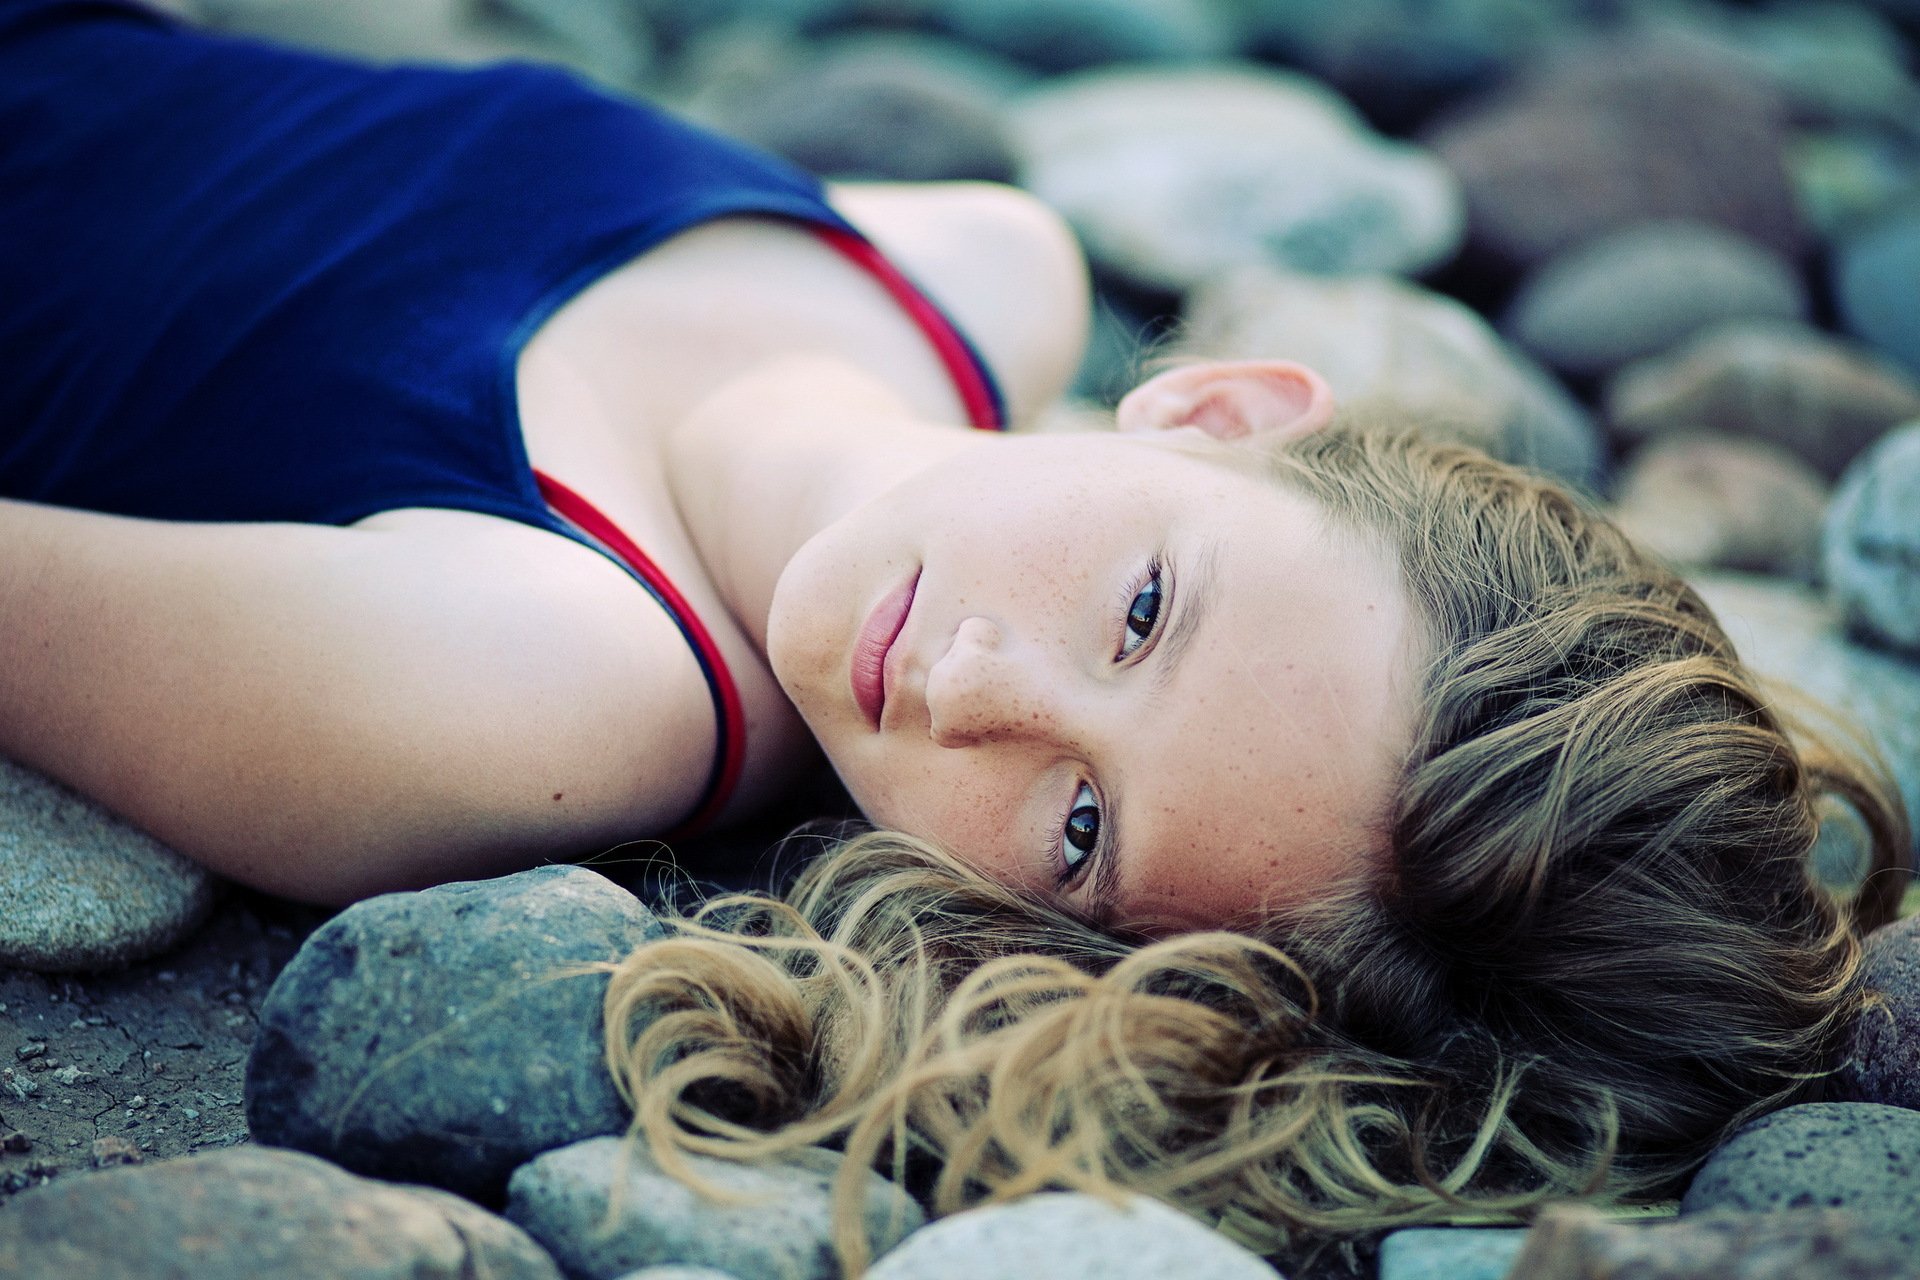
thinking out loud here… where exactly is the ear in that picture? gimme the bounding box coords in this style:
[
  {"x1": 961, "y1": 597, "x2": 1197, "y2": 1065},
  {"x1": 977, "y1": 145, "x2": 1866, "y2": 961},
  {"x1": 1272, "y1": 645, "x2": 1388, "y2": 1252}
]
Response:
[{"x1": 1114, "y1": 360, "x2": 1336, "y2": 443}]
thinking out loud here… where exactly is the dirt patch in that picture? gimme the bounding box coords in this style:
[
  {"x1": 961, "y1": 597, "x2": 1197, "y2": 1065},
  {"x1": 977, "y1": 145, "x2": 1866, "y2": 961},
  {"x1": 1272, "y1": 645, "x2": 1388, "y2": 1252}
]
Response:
[{"x1": 0, "y1": 889, "x2": 331, "y2": 1198}]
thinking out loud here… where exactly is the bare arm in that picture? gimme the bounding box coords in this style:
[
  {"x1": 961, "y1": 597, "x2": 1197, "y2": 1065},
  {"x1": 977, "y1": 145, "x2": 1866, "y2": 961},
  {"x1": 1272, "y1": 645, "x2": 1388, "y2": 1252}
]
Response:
[{"x1": 0, "y1": 499, "x2": 714, "y2": 903}]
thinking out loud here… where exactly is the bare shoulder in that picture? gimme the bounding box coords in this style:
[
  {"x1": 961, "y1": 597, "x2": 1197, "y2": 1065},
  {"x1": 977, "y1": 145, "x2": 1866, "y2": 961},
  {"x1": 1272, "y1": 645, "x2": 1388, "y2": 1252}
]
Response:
[
  {"x1": 0, "y1": 500, "x2": 714, "y2": 903},
  {"x1": 828, "y1": 181, "x2": 1091, "y2": 425}
]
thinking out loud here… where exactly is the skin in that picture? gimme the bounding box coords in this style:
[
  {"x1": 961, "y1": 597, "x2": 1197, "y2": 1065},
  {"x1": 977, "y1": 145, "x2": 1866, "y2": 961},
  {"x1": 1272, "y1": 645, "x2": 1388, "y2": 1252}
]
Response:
[{"x1": 676, "y1": 357, "x2": 1425, "y2": 932}]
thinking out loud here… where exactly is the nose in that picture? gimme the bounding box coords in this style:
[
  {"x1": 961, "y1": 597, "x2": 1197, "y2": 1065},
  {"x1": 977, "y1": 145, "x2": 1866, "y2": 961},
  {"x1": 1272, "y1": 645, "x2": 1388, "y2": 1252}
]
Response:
[{"x1": 924, "y1": 616, "x2": 1057, "y2": 749}]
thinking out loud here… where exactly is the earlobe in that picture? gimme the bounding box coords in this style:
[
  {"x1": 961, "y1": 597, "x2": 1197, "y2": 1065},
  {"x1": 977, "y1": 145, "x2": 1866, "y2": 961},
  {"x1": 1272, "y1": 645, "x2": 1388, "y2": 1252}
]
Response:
[{"x1": 1114, "y1": 360, "x2": 1336, "y2": 443}]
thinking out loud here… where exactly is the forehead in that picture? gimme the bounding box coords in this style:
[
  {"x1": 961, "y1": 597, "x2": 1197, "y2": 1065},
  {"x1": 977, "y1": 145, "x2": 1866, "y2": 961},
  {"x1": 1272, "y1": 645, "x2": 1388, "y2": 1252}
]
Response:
[{"x1": 1106, "y1": 465, "x2": 1418, "y2": 929}]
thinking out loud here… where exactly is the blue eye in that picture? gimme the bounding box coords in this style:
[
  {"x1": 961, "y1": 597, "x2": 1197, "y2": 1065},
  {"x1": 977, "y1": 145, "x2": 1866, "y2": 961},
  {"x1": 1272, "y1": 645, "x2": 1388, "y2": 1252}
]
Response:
[
  {"x1": 1120, "y1": 571, "x2": 1162, "y2": 658},
  {"x1": 1060, "y1": 782, "x2": 1100, "y2": 876}
]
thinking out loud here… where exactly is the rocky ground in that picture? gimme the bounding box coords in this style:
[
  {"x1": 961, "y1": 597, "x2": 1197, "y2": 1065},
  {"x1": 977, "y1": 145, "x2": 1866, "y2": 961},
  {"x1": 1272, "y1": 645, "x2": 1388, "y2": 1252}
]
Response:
[{"x1": 0, "y1": 891, "x2": 327, "y2": 1196}]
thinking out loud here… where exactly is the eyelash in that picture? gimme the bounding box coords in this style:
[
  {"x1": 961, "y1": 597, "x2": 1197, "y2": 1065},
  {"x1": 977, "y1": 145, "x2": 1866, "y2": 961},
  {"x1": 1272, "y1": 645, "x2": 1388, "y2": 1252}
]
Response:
[{"x1": 1049, "y1": 556, "x2": 1168, "y2": 889}]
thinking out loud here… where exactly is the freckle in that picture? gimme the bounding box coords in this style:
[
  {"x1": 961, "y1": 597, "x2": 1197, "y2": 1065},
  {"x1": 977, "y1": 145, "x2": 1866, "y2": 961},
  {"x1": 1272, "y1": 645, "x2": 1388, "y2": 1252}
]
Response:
[
  {"x1": 553, "y1": 792, "x2": 564, "y2": 802},
  {"x1": 1293, "y1": 806, "x2": 1305, "y2": 814},
  {"x1": 1266, "y1": 858, "x2": 1279, "y2": 870}
]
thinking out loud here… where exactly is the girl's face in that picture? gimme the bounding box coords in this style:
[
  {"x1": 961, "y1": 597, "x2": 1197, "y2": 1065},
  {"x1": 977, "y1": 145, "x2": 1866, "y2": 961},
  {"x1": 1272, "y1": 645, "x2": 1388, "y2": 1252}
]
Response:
[{"x1": 767, "y1": 427, "x2": 1422, "y2": 933}]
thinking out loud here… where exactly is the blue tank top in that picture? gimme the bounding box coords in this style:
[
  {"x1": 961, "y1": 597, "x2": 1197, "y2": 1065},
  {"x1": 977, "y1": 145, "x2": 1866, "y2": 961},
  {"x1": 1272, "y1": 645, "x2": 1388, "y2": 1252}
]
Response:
[{"x1": 0, "y1": 0, "x2": 1008, "y2": 831}]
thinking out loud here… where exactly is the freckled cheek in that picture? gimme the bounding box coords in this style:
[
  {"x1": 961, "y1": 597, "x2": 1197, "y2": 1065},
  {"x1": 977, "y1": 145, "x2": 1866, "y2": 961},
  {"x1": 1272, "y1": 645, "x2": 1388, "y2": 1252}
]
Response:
[{"x1": 863, "y1": 757, "x2": 1034, "y2": 883}]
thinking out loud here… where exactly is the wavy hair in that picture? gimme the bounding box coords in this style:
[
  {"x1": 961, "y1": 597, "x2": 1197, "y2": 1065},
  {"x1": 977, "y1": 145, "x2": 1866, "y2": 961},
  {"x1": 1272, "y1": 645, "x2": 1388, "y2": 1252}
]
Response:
[{"x1": 591, "y1": 424, "x2": 1910, "y2": 1275}]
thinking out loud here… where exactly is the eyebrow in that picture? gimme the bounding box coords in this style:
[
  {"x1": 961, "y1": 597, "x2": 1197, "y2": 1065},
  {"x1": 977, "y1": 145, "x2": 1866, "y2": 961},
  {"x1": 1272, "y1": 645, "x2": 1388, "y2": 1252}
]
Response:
[{"x1": 1087, "y1": 536, "x2": 1220, "y2": 926}]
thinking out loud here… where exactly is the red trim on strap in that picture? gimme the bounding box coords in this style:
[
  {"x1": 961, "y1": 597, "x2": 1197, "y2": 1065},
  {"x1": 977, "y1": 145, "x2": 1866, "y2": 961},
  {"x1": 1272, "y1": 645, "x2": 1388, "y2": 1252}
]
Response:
[
  {"x1": 534, "y1": 469, "x2": 746, "y2": 838},
  {"x1": 812, "y1": 226, "x2": 1005, "y2": 432}
]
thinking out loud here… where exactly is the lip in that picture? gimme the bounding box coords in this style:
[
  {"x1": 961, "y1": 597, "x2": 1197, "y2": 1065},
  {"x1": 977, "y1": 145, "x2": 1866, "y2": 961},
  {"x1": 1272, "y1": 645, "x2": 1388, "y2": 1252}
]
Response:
[{"x1": 850, "y1": 568, "x2": 919, "y2": 730}]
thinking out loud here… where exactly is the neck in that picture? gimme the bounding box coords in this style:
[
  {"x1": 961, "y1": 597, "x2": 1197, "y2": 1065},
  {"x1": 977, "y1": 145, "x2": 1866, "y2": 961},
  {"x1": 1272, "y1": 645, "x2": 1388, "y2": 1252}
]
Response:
[{"x1": 664, "y1": 356, "x2": 980, "y2": 654}]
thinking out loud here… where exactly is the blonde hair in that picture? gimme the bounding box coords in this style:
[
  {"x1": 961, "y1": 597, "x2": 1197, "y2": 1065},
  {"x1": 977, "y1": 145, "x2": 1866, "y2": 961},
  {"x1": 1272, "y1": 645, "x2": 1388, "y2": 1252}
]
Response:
[{"x1": 593, "y1": 424, "x2": 1910, "y2": 1275}]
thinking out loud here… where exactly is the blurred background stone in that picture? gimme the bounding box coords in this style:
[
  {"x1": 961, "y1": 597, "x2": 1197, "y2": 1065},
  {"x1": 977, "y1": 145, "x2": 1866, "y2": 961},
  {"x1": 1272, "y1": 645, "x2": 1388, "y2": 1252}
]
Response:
[
  {"x1": 1831, "y1": 913, "x2": 1920, "y2": 1111},
  {"x1": 1423, "y1": 38, "x2": 1807, "y2": 280},
  {"x1": 1228, "y1": 0, "x2": 1583, "y2": 132},
  {"x1": 1824, "y1": 421, "x2": 1920, "y2": 656},
  {"x1": 1501, "y1": 222, "x2": 1808, "y2": 380},
  {"x1": 687, "y1": 33, "x2": 1021, "y2": 181},
  {"x1": 1604, "y1": 322, "x2": 1920, "y2": 478},
  {"x1": 1176, "y1": 265, "x2": 1603, "y2": 489},
  {"x1": 1689, "y1": 573, "x2": 1920, "y2": 865},
  {"x1": 1610, "y1": 432, "x2": 1828, "y2": 580},
  {"x1": 1835, "y1": 202, "x2": 1920, "y2": 380},
  {"x1": 1788, "y1": 129, "x2": 1920, "y2": 245},
  {"x1": 1012, "y1": 64, "x2": 1464, "y2": 293},
  {"x1": 930, "y1": 0, "x2": 1241, "y2": 73}
]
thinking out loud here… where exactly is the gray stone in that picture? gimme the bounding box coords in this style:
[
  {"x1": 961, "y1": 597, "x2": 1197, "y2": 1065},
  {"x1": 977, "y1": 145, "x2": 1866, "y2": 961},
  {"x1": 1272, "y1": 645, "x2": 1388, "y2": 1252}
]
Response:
[
  {"x1": 1832, "y1": 913, "x2": 1920, "y2": 1111},
  {"x1": 1626, "y1": 0, "x2": 1920, "y2": 131},
  {"x1": 197, "y1": 0, "x2": 596, "y2": 80},
  {"x1": 612, "y1": 1270, "x2": 743, "y2": 1280},
  {"x1": 1509, "y1": 1203, "x2": 1912, "y2": 1280},
  {"x1": 1175, "y1": 265, "x2": 1602, "y2": 490},
  {"x1": 1610, "y1": 432, "x2": 1828, "y2": 580},
  {"x1": 1689, "y1": 573, "x2": 1920, "y2": 866},
  {"x1": 1838, "y1": 205, "x2": 1920, "y2": 382},
  {"x1": 692, "y1": 35, "x2": 1019, "y2": 182},
  {"x1": 1376, "y1": 1226, "x2": 1526, "y2": 1280},
  {"x1": 484, "y1": 0, "x2": 657, "y2": 89},
  {"x1": 935, "y1": 0, "x2": 1240, "y2": 74},
  {"x1": 0, "y1": 1145, "x2": 562, "y2": 1279},
  {"x1": 1605, "y1": 321, "x2": 1920, "y2": 478},
  {"x1": 1810, "y1": 792, "x2": 1878, "y2": 894},
  {"x1": 246, "y1": 865, "x2": 663, "y2": 1202},
  {"x1": 0, "y1": 756, "x2": 216, "y2": 972},
  {"x1": 1228, "y1": 0, "x2": 1578, "y2": 130},
  {"x1": 1680, "y1": 1103, "x2": 1920, "y2": 1254},
  {"x1": 865, "y1": 1192, "x2": 1283, "y2": 1279},
  {"x1": 1503, "y1": 222, "x2": 1808, "y2": 379},
  {"x1": 506, "y1": 1136, "x2": 923, "y2": 1280},
  {"x1": 1424, "y1": 38, "x2": 1806, "y2": 278},
  {"x1": 1788, "y1": 130, "x2": 1920, "y2": 247},
  {"x1": 1012, "y1": 64, "x2": 1463, "y2": 294},
  {"x1": 1826, "y1": 421, "x2": 1920, "y2": 656}
]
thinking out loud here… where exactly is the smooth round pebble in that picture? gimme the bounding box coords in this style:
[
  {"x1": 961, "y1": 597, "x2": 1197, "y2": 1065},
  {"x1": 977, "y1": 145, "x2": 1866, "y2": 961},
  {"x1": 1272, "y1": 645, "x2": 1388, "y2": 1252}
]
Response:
[
  {"x1": 691, "y1": 36, "x2": 1019, "y2": 182},
  {"x1": 1235, "y1": 0, "x2": 1575, "y2": 130},
  {"x1": 1605, "y1": 321, "x2": 1920, "y2": 478},
  {"x1": 1680, "y1": 1102, "x2": 1920, "y2": 1253},
  {"x1": 246, "y1": 865, "x2": 664, "y2": 1202},
  {"x1": 1423, "y1": 39, "x2": 1805, "y2": 277},
  {"x1": 1377, "y1": 1226, "x2": 1525, "y2": 1280},
  {"x1": 1502, "y1": 221, "x2": 1807, "y2": 379},
  {"x1": 1832, "y1": 914, "x2": 1920, "y2": 1111},
  {"x1": 1824, "y1": 421, "x2": 1920, "y2": 656},
  {"x1": 1610, "y1": 432, "x2": 1828, "y2": 580},
  {"x1": 507, "y1": 1136, "x2": 922, "y2": 1280},
  {"x1": 1689, "y1": 573, "x2": 1920, "y2": 867},
  {"x1": 1013, "y1": 64, "x2": 1463, "y2": 293},
  {"x1": 0, "y1": 755, "x2": 216, "y2": 972},
  {"x1": 934, "y1": 0, "x2": 1238, "y2": 73},
  {"x1": 866, "y1": 1192, "x2": 1283, "y2": 1280},
  {"x1": 1176, "y1": 265, "x2": 1602, "y2": 489},
  {"x1": 0, "y1": 1145, "x2": 561, "y2": 1280},
  {"x1": 1509, "y1": 1203, "x2": 1910, "y2": 1279},
  {"x1": 1837, "y1": 205, "x2": 1920, "y2": 379}
]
